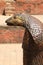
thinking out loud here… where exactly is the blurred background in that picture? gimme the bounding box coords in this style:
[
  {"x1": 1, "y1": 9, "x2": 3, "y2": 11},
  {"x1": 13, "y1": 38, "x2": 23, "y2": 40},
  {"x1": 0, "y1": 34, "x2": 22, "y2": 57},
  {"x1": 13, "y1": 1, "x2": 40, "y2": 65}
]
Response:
[{"x1": 0, "y1": 0, "x2": 43, "y2": 15}]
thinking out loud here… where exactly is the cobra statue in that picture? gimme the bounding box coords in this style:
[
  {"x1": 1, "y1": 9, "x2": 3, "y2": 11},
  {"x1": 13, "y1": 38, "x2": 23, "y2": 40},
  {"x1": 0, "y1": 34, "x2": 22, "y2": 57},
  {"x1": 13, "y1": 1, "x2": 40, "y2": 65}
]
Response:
[{"x1": 5, "y1": 13, "x2": 43, "y2": 65}]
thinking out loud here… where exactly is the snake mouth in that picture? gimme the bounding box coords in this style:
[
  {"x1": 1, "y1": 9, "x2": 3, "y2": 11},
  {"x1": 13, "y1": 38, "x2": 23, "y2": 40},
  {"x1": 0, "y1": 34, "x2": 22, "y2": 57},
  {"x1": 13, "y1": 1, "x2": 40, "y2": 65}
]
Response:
[
  {"x1": 6, "y1": 21, "x2": 19, "y2": 26},
  {"x1": 5, "y1": 19, "x2": 14, "y2": 26},
  {"x1": 6, "y1": 22, "x2": 14, "y2": 26}
]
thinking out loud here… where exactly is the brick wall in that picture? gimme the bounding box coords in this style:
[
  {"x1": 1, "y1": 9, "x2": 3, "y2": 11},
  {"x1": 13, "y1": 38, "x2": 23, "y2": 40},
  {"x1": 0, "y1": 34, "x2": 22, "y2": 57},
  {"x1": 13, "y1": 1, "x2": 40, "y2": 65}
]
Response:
[
  {"x1": 0, "y1": 0, "x2": 43, "y2": 15},
  {"x1": 5, "y1": 0, "x2": 43, "y2": 15},
  {"x1": 0, "y1": 26, "x2": 25, "y2": 43},
  {"x1": 0, "y1": 0, "x2": 6, "y2": 15}
]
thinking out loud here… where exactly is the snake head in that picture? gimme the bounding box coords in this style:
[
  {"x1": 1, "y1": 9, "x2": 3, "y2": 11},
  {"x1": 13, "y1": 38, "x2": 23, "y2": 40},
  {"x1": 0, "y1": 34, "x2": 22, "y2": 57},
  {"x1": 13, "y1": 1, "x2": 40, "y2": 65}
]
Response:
[{"x1": 5, "y1": 13, "x2": 25, "y2": 26}]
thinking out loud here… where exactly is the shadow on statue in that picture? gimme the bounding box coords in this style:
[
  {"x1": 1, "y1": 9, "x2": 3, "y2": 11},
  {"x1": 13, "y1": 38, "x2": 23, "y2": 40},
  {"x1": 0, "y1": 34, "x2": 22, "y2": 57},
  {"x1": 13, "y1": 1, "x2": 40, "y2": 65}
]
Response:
[{"x1": 22, "y1": 29, "x2": 43, "y2": 65}]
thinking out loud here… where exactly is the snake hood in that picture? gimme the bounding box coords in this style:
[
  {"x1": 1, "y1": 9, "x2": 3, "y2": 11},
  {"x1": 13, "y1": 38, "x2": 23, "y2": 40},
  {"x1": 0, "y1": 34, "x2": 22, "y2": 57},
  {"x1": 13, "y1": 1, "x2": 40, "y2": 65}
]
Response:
[{"x1": 5, "y1": 13, "x2": 43, "y2": 45}]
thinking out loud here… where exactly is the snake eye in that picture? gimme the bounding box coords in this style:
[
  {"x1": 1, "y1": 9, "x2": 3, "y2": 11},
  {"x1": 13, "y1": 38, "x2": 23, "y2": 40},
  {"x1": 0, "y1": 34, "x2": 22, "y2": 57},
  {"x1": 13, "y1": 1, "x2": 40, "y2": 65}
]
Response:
[{"x1": 14, "y1": 16, "x2": 16, "y2": 19}]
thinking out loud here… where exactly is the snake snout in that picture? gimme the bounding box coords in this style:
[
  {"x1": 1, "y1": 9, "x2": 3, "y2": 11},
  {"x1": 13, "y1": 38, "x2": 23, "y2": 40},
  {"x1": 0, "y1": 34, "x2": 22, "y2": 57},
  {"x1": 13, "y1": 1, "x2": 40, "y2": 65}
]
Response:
[{"x1": 5, "y1": 19, "x2": 13, "y2": 26}]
